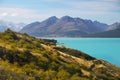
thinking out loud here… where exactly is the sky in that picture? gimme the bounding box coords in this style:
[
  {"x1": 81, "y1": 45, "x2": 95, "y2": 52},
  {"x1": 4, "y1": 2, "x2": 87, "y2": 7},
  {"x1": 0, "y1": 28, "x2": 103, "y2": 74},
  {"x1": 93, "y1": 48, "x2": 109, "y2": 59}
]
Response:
[{"x1": 0, "y1": 0, "x2": 120, "y2": 24}]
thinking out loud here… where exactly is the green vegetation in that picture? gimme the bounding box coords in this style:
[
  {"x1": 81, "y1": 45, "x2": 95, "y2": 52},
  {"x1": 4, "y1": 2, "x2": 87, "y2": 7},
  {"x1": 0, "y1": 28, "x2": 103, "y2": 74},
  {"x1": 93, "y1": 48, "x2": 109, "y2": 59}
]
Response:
[{"x1": 0, "y1": 29, "x2": 120, "y2": 80}]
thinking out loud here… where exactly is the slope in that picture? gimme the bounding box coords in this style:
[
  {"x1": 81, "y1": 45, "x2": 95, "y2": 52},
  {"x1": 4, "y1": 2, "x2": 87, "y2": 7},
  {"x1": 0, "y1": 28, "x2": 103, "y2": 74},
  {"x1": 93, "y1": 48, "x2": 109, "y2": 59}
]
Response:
[{"x1": 0, "y1": 29, "x2": 120, "y2": 80}]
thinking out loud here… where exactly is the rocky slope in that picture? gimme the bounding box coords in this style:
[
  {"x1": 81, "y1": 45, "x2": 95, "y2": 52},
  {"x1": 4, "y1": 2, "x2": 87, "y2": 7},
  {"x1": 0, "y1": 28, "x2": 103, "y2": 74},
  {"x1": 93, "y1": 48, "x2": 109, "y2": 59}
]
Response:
[{"x1": 0, "y1": 29, "x2": 120, "y2": 80}]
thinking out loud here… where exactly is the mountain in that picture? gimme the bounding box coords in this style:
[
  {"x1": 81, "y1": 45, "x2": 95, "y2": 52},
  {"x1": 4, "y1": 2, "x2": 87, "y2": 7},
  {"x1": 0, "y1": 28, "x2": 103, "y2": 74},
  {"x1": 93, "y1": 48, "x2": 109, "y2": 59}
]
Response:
[
  {"x1": 0, "y1": 25, "x2": 8, "y2": 32},
  {"x1": 83, "y1": 25, "x2": 120, "y2": 37},
  {"x1": 20, "y1": 16, "x2": 109, "y2": 37},
  {"x1": 107, "y1": 22, "x2": 120, "y2": 30},
  {"x1": 0, "y1": 29, "x2": 120, "y2": 79},
  {"x1": 8, "y1": 23, "x2": 26, "y2": 32},
  {"x1": 0, "y1": 20, "x2": 9, "y2": 32},
  {"x1": 0, "y1": 20, "x2": 26, "y2": 32}
]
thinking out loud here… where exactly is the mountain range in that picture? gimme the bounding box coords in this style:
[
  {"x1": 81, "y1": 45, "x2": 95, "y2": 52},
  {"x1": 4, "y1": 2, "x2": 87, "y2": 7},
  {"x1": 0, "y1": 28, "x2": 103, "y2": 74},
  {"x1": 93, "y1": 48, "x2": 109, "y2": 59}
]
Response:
[
  {"x1": 20, "y1": 16, "x2": 109, "y2": 37},
  {"x1": 0, "y1": 20, "x2": 26, "y2": 32},
  {"x1": 0, "y1": 16, "x2": 120, "y2": 37},
  {"x1": 20, "y1": 16, "x2": 120, "y2": 37}
]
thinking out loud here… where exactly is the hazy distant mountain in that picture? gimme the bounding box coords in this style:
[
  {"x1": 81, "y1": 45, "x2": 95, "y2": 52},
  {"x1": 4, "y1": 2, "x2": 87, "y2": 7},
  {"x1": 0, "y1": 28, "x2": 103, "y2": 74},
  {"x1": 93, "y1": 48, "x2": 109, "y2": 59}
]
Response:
[
  {"x1": 20, "y1": 16, "x2": 109, "y2": 37},
  {"x1": 9, "y1": 23, "x2": 26, "y2": 32},
  {"x1": 0, "y1": 20, "x2": 8, "y2": 32},
  {"x1": 107, "y1": 22, "x2": 120, "y2": 30},
  {"x1": 83, "y1": 25, "x2": 120, "y2": 38},
  {"x1": 0, "y1": 20, "x2": 26, "y2": 32}
]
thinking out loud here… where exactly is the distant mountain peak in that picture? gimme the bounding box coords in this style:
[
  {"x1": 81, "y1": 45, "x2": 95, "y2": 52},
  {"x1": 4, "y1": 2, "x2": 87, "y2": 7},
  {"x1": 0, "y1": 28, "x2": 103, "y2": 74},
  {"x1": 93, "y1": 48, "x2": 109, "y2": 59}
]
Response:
[
  {"x1": 44, "y1": 16, "x2": 58, "y2": 25},
  {"x1": 47, "y1": 16, "x2": 58, "y2": 21},
  {"x1": 61, "y1": 16, "x2": 74, "y2": 22},
  {"x1": 62, "y1": 15, "x2": 71, "y2": 18}
]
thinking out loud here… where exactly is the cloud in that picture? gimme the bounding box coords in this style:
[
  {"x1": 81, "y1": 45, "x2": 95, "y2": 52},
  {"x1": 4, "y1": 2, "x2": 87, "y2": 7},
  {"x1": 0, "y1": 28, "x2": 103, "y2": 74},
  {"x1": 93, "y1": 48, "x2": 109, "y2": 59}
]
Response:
[
  {"x1": 1, "y1": 12, "x2": 8, "y2": 17},
  {"x1": 49, "y1": 0, "x2": 119, "y2": 11},
  {"x1": 41, "y1": 0, "x2": 120, "y2": 16},
  {"x1": 1, "y1": 12, "x2": 18, "y2": 17},
  {"x1": 0, "y1": 7, "x2": 41, "y2": 22},
  {"x1": 64, "y1": 0, "x2": 119, "y2": 11},
  {"x1": 0, "y1": 7, "x2": 35, "y2": 17},
  {"x1": 0, "y1": 0, "x2": 119, "y2": 24},
  {"x1": 0, "y1": 7, "x2": 41, "y2": 18},
  {"x1": 11, "y1": 13, "x2": 18, "y2": 17}
]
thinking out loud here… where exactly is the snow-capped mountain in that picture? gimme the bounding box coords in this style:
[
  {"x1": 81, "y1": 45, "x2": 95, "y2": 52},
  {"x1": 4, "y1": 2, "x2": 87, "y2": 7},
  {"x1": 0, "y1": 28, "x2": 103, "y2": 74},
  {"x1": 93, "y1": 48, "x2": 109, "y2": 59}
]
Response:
[{"x1": 0, "y1": 20, "x2": 26, "y2": 32}]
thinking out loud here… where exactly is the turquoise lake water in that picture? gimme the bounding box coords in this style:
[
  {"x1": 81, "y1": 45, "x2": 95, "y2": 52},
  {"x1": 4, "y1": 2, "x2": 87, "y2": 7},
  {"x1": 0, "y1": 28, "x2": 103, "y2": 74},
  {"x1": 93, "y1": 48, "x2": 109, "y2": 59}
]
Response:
[{"x1": 53, "y1": 38, "x2": 120, "y2": 67}]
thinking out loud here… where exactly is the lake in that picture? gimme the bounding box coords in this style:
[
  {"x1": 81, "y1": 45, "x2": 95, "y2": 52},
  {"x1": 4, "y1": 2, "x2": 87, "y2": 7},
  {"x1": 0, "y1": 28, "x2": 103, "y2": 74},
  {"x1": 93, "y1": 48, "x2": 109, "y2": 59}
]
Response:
[{"x1": 53, "y1": 38, "x2": 120, "y2": 67}]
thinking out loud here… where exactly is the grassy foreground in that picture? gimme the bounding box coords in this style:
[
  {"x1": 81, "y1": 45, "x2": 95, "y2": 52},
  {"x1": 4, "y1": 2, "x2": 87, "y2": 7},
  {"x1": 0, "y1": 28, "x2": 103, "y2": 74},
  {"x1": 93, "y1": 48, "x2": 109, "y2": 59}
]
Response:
[{"x1": 0, "y1": 29, "x2": 120, "y2": 80}]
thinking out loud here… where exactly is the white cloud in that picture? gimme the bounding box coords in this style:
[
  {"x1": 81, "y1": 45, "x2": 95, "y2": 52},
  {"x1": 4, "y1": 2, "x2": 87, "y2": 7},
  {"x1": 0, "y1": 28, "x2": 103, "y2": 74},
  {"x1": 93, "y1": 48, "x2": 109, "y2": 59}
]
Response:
[
  {"x1": 0, "y1": 0, "x2": 119, "y2": 24},
  {"x1": 1, "y1": 12, "x2": 8, "y2": 17},
  {"x1": 0, "y1": 7, "x2": 37, "y2": 17},
  {"x1": 0, "y1": 7, "x2": 42, "y2": 23},
  {"x1": 11, "y1": 13, "x2": 18, "y2": 17},
  {"x1": 64, "y1": 0, "x2": 120, "y2": 12},
  {"x1": 44, "y1": 0, "x2": 120, "y2": 12}
]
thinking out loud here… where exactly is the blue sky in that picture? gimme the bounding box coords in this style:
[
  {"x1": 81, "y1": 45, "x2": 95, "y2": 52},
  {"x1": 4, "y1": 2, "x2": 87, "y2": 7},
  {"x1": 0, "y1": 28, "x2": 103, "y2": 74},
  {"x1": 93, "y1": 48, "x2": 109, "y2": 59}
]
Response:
[{"x1": 0, "y1": 0, "x2": 120, "y2": 24}]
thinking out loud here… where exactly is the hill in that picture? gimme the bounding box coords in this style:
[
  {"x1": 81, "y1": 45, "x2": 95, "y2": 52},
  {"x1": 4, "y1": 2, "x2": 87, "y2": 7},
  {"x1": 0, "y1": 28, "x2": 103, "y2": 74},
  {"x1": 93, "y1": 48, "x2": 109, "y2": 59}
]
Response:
[
  {"x1": 107, "y1": 22, "x2": 120, "y2": 30},
  {"x1": 20, "y1": 16, "x2": 108, "y2": 37},
  {"x1": 0, "y1": 29, "x2": 120, "y2": 80},
  {"x1": 83, "y1": 26, "x2": 120, "y2": 38}
]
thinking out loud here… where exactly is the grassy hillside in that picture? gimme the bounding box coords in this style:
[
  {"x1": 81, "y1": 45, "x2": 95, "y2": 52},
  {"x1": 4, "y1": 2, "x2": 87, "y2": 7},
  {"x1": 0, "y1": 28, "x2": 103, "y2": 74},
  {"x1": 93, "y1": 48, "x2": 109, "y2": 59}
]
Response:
[{"x1": 0, "y1": 29, "x2": 120, "y2": 80}]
